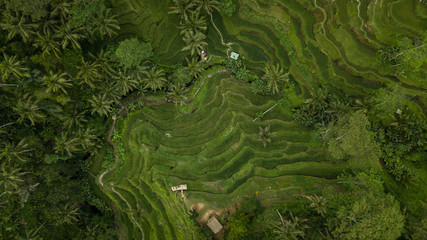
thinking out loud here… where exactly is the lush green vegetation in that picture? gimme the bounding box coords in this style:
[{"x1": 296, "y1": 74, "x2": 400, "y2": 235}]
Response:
[{"x1": 1, "y1": 0, "x2": 426, "y2": 239}]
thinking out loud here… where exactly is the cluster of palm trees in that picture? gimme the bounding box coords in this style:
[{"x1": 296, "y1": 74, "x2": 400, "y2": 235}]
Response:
[{"x1": 170, "y1": 0, "x2": 220, "y2": 56}]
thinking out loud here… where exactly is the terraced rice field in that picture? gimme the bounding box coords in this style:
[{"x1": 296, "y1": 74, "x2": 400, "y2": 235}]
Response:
[{"x1": 99, "y1": 0, "x2": 426, "y2": 238}]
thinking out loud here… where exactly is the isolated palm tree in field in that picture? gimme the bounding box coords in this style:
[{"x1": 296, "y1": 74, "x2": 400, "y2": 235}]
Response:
[
  {"x1": 88, "y1": 94, "x2": 113, "y2": 116},
  {"x1": 258, "y1": 125, "x2": 272, "y2": 148},
  {"x1": 54, "y1": 132, "x2": 80, "y2": 156},
  {"x1": 263, "y1": 63, "x2": 289, "y2": 95},
  {"x1": 0, "y1": 163, "x2": 25, "y2": 196},
  {"x1": 181, "y1": 30, "x2": 207, "y2": 56},
  {"x1": 0, "y1": 54, "x2": 30, "y2": 81},
  {"x1": 143, "y1": 66, "x2": 167, "y2": 92},
  {"x1": 306, "y1": 195, "x2": 328, "y2": 217},
  {"x1": 54, "y1": 23, "x2": 85, "y2": 49},
  {"x1": 92, "y1": 8, "x2": 120, "y2": 40},
  {"x1": 179, "y1": 12, "x2": 207, "y2": 35},
  {"x1": 12, "y1": 94, "x2": 44, "y2": 126},
  {"x1": 0, "y1": 13, "x2": 38, "y2": 43},
  {"x1": 34, "y1": 30, "x2": 61, "y2": 58},
  {"x1": 185, "y1": 56, "x2": 204, "y2": 78},
  {"x1": 169, "y1": 0, "x2": 196, "y2": 20},
  {"x1": 196, "y1": 0, "x2": 220, "y2": 14},
  {"x1": 77, "y1": 59, "x2": 101, "y2": 89},
  {"x1": 42, "y1": 71, "x2": 72, "y2": 94}
]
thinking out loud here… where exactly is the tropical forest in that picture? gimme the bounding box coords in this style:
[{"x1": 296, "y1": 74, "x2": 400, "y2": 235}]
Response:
[{"x1": 0, "y1": 0, "x2": 426, "y2": 239}]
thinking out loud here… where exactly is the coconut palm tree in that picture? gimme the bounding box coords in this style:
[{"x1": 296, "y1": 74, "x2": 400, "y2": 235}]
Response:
[
  {"x1": 76, "y1": 128, "x2": 98, "y2": 150},
  {"x1": 142, "y1": 66, "x2": 167, "y2": 92},
  {"x1": 169, "y1": 0, "x2": 196, "y2": 20},
  {"x1": 88, "y1": 94, "x2": 113, "y2": 116},
  {"x1": 181, "y1": 30, "x2": 207, "y2": 56},
  {"x1": 54, "y1": 132, "x2": 80, "y2": 156},
  {"x1": 102, "y1": 80, "x2": 122, "y2": 103},
  {"x1": 33, "y1": 29, "x2": 61, "y2": 58},
  {"x1": 53, "y1": 203, "x2": 80, "y2": 226},
  {"x1": 12, "y1": 94, "x2": 44, "y2": 126},
  {"x1": 42, "y1": 71, "x2": 72, "y2": 94},
  {"x1": 54, "y1": 22, "x2": 85, "y2": 49},
  {"x1": 62, "y1": 109, "x2": 87, "y2": 129},
  {"x1": 114, "y1": 71, "x2": 138, "y2": 95},
  {"x1": 195, "y1": 0, "x2": 220, "y2": 14},
  {"x1": 0, "y1": 12, "x2": 38, "y2": 43},
  {"x1": 0, "y1": 54, "x2": 30, "y2": 81},
  {"x1": 273, "y1": 210, "x2": 309, "y2": 240},
  {"x1": 167, "y1": 84, "x2": 189, "y2": 106},
  {"x1": 89, "y1": 49, "x2": 115, "y2": 75},
  {"x1": 50, "y1": 1, "x2": 72, "y2": 21},
  {"x1": 306, "y1": 195, "x2": 328, "y2": 217},
  {"x1": 185, "y1": 57, "x2": 204, "y2": 78},
  {"x1": 77, "y1": 59, "x2": 101, "y2": 89},
  {"x1": 179, "y1": 12, "x2": 207, "y2": 35},
  {"x1": 92, "y1": 8, "x2": 120, "y2": 40},
  {"x1": 0, "y1": 163, "x2": 25, "y2": 196},
  {"x1": 0, "y1": 140, "x2": 33, "y2": 164},
  {"x1": 258, "y1": 125, "x2": 272, "y2": 148},
  {"x1": 263, "y1": 63, "x2": 289, "y2": 95}
]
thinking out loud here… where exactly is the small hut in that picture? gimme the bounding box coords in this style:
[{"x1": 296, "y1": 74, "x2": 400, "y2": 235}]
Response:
[
  {"x1": 230, "y1": 51, "x2": 239, "y2": 60},
  {"x1": 207, "y1": 216, "x2": 223, "y2": 234},
  {"x1": 201, "y1": 50, "x2": 208, "y2": 61},
  {"x1": 171, "y1": 184, "x2": 187, "y2": 192}
]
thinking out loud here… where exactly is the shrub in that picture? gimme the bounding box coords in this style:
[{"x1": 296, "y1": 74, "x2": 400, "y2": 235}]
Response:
[
  {"x1": 220, "y1": 0, "x2": 237, "y2": 17},
  {"x1": 114, "y1": 38, "x2": 153, "y2": 69}
]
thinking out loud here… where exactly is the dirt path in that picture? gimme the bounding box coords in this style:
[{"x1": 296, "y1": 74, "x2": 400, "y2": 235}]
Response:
[{"x1": 184, "y1": 69, "x2": 231, "y2": 104}]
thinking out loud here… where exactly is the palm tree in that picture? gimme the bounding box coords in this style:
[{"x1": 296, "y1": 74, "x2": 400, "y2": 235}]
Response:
[
  {"x1": 0, "y1": 54, "x2": 30, "y2": 81},
  {"x1": 77, "y1": 59, "x2": 101, "y2": 89},
  {"x1": 181, "y1": 30, "x2": 207, "y2": 56},
  {"x1": 196, "y1": 0, "x2": 220, "y2": 14},
  {"x1": 88, "y1": 94, "x2": 113, "y2": 116},
  {"x1": 50, "y1": 2, "x2": 72, "y2": 21},
  {"x1": 102, "y1": 80, "x2": 122, "y2": 103},
  {"x1": 0, "y1": 163, "x2": 25, "y2": 196},
  {"x1": 42, "y1": 71, "x2": 72, "y2": 94},
  {"x1": 54, "y1": 203, "x2": 79, "y2": 226},
  {"x1": 263, "y1": 63, "x2": 289, "y2": 95},
  {"x1": 92, "y1": 8, "x2": 120, "y2": 40},
  {"x1": 114, "y1": 71, "x2": 138, "y2": 95},
  {"x1": 258, "y1": 125, "x2": 272, "y2": 148},
  {"x1": 142, "y1": 66, "x2": 167, "y2": 92},
  {"x1": 62, "y1": 108, "x2": 87, "y2": 129},
  {"x1": 89, "y1": 49, "x2": 115, "y2": 75},
  {"x1": 273, "y1": 210, "x2": 309, "y2": 240},
  {"x1": 33, "y1": 29, "x2": 61, "y2": 58},
  {"x1": 167, "y1": 84, "x2": 188, "y2": 106},
  {"x1": 306, "y1": 195, "x2": 327, "y2": 217},
  {"x1": 169, "y1": 0, "x2": 196, "y2": 20},
  {"x1": 0, "y1": 13, "x2": 38, "y2": 43},
  {"x1": 12, "y1": 94, "x2": 44, "y2": 126},
  {"x1": 0, "y1": 140, "x2": 33, "y2": 164},
  {"x1": 54, "y1": 22, "x2": 85, "y2": 49},
  {"x1": 179, "y1": 12, "x2": 207, "y2": 35},
  {"x1": 185, "y1": 57, "x2": 204, "y2": 78},
  {"x1": 54, "y1": 132, "x2": 80, "y2": 156},
  {"x1": 75, "y1": 128, "x2": 98, "y2": 150}
]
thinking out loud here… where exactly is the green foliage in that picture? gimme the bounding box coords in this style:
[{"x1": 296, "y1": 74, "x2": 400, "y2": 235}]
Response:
[
  {"x1": 326, "y1": 111, "x2": 381, "y2": 171},
  {"x1": 226, "y1": 210, "x2": 251, "y2": 240},
  {"x1": 171, "y1": 65, "x2": 192, "y2": 86},
  {"x1": 69, "y1": 0, "x2": 105, "y2": 29},
  {"x1": 62, "y1": 48, "x2": 82, "y2": 77},
  {"x1": 220, "y1": 0, "x2": 237, "y2": 17},
  {"x1": 114, "y1": 38, "x2": 153, "y2": 69},
  {"x1": 250, "y1": 77, "x2": 271, "y2": 95}
]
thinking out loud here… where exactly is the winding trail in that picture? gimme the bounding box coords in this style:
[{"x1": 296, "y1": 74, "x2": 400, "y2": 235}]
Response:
[{"x1": 208, "y1": 11, "x2": 234, "y2": 56}]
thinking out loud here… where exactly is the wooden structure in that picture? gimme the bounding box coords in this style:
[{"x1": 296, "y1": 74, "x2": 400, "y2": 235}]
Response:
[
  {"x1": 207, "y1": 216, "x2": 223, "y2": 234},
  {"x1": 171, "y1": 184, "x2": 187, "y2": 192}
]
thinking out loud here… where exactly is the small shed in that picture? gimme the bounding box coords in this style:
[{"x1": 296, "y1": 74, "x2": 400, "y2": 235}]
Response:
[
  {"x1": 171, "y1": 184, "x2": 187, "y2": 191},
  {"x1": 230, "y1": 51, "x2": 239, "y2": 60},
  {"x1": 207, "y1": 217, "x2": 223, "y2": 234}
]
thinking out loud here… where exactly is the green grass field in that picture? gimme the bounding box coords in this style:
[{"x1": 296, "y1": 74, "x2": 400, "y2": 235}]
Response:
[{"x1": 97, "y1": 0, "x2": 427, "y2": 238}]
